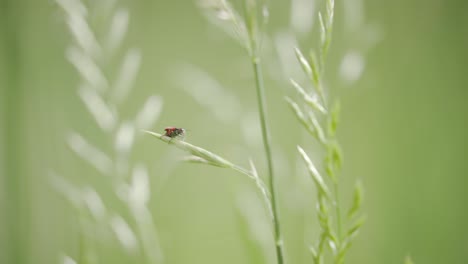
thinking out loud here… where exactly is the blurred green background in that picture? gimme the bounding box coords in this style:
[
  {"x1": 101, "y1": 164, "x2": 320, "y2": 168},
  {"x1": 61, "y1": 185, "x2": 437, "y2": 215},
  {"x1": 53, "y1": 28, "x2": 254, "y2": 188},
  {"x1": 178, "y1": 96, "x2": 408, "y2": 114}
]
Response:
[{"x1": 1, "y1": 0, "x2": 468, "y2": 264}]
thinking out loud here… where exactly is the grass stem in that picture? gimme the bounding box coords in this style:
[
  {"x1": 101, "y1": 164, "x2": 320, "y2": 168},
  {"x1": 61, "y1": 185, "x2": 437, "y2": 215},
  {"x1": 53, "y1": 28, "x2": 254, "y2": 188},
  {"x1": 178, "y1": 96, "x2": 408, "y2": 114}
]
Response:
[{"x1": 251, "y1": 56, "x2": 285, "y2": 264}]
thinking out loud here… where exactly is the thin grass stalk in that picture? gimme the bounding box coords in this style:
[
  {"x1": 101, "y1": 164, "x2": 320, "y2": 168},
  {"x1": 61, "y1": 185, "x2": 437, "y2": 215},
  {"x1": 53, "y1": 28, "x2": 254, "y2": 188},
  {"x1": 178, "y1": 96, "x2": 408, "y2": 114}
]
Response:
[
  {"x1": 252, "y1": 53, "x2": 284, "y2": 264},
  {"x1": 241, "y1": 0, "x2": 284, "y2": 262}
]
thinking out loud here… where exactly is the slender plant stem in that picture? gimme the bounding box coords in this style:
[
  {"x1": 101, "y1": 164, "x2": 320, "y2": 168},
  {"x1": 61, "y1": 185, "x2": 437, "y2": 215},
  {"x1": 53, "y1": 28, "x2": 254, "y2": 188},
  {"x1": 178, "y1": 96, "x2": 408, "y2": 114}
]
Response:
[{"x1": 251, "y1": 55, "x2": 285, "y2": 264}]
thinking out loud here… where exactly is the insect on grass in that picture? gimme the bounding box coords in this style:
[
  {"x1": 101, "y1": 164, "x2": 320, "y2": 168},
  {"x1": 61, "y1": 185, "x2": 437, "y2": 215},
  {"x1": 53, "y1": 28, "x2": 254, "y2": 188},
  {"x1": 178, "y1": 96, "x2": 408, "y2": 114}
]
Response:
[{"x1": 162, "y1": 127, "x2": 186, "y2": 140}]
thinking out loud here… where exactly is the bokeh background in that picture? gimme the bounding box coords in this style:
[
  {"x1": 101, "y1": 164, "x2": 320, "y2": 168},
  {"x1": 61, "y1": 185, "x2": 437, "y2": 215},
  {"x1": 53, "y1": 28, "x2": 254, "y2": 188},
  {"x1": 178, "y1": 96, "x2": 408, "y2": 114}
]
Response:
[{"x1": 1, "y1": 0, "x2": 468, "y2": 264}]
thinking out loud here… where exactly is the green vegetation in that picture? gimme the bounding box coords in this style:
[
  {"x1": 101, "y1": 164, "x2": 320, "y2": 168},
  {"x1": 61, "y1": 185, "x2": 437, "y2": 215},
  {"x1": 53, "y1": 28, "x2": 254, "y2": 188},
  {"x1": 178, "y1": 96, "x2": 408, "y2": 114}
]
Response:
[{"x1": 1, "y1": 0, "x2": 467, "y2": 264}]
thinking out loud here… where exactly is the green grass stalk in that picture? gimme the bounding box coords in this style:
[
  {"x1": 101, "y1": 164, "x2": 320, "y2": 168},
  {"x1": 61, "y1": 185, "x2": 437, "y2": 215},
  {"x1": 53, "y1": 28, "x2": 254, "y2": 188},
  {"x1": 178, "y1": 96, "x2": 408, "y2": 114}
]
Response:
[
  {"x1": 251, "y1": 56, "x2": 284, "y2": 264},
  {"x1": 241, "y1": 1, "x2": 284, "y2": 262}
]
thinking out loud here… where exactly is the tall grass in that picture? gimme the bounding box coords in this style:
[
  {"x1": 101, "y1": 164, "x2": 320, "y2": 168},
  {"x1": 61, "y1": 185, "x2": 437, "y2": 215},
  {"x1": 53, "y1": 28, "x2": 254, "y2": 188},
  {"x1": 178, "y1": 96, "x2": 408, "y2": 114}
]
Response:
[
  {"x1": 54, "y1": 0, "x2": 163, "y2": 263},
  {"x1": 288, "y1": 0, "x2": 367, "y2": 263},
  {"x1": 158, "y1": 0, "x2": 286, "y2": 263},
  {"x1": 54, "y1": 0, "x2": 373, "y2": 263},
  {"x1": 155, "y1": 0, "x2": 367, "y2": 263}
]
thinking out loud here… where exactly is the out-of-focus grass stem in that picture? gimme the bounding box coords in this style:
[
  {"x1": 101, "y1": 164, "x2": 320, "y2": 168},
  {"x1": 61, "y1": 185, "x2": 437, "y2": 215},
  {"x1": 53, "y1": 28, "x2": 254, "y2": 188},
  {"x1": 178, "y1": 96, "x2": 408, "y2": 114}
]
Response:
[{"x1": 1, "y1": 1, "x2": 25, "y2": 263}]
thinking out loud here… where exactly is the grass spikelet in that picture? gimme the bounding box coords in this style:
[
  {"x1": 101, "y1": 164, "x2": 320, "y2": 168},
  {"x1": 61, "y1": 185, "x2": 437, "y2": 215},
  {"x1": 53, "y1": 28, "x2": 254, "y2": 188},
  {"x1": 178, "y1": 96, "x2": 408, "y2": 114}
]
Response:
[
  {"x1": 77, "y1": 85, "x2": 116, "y2": 131},
  {"x1": 112, "y1": 49, "x2": 142, "y2": 104},
  {"x1": 67, "y1": 132, "x2": 113, "y2": 175},
  {"x1": 285, "y1": 97, "x2": 316, "y2": 136},
  {"x1": 347, "y1": 181, "x2": 363, "y2": 219},
  {"x1": 144, "y1": 130, "x2": 234, "y2": 168},
  {"x1": 110, "y1": 215, "x2": 138, "y2": 253},
  {"x1": 134, "y1": 95, "x2": 163, "y2": 130},
  {"x1": 290, "y1": 79, "x2": 327, "y2": 114},
  {"x1": 105, "y1": 8, "x2": 129, "y2": 55},
  {"x1": 294, "y1": 47, "x2": 313, "y2": 82},
  {"x1": 297, "y1": 146, "x2": 331, "y2": 199}
]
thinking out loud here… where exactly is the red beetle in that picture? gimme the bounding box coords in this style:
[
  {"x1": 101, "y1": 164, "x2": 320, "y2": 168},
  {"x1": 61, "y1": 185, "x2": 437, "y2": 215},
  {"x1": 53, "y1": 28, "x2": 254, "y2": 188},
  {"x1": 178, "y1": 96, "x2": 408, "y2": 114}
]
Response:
[{"x1": 163, "y1": 127, "x2": 186, "y2": 139}]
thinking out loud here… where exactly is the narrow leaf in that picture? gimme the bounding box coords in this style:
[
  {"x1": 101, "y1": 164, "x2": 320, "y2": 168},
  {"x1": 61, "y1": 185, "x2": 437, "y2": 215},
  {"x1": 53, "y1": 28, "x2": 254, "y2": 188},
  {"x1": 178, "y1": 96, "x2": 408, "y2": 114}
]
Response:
[
  {"x1": 308, "y1": 111, "x2": 327, "y2": 144},
  {"x1": 318, "y1": 12, "x2": 326, "y2": 46},
  {"x1": 326, "y1": 141, "x2": 342, "y2": 175},
  {"x1": 326, "y1": 0, "x2": 335, "y2": 26}
]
